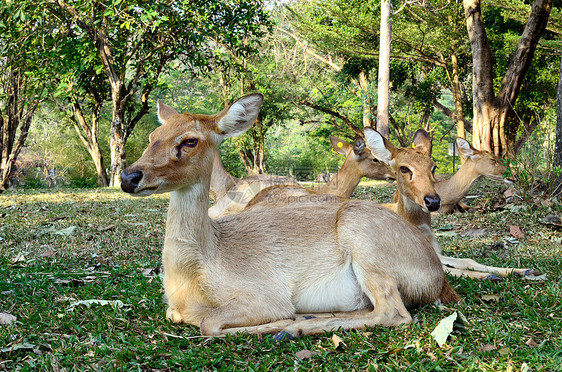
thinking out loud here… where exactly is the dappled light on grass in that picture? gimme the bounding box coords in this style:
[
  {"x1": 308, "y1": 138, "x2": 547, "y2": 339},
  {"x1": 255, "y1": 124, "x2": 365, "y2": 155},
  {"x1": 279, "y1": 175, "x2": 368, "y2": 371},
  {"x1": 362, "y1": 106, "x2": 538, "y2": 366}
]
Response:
[{"x1": 0, "y1": 183, "x2": 560, "y2": 370}]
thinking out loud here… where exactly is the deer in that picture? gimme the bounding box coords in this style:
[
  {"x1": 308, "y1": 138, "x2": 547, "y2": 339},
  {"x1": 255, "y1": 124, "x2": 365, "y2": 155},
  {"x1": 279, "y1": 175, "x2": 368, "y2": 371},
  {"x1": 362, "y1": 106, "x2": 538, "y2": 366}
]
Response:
[
  {"x1": 239, "y1": 135, "x2": 396, "y2": 211},
  {"x1": 120, "y1": 93, "x2": 458, "y2": 337},
  {"x1": 208, "y1": 135, "x2": 394, "y2": 218},
  {"x1": 391, "y1": 137, "x2": 513, "y2": 214},
  {"x1": 364, "y1": 128, "x2": 541, "y2": 281},
  {"x1": 435, "y1": 137, "x2": 513, "y2": 214}
]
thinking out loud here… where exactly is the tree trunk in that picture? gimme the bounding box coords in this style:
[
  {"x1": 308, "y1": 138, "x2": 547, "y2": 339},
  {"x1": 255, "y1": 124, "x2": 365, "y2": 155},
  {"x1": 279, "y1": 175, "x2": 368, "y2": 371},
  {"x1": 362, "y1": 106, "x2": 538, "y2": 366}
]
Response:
[
  {"x1": 358, "y1": 71, "x2": 373, "y2": 128},
  {"x1": 377, "y1": 0, "x2": 391, "y2": 139},
  {"x1": 552, "y1": 49, "x2": 562, "y2": 198},
  {"x1": 464, "y1": 0, "x2": 552, "y2": 155},
  {"x1": 451, "y1": 51, "x2": 465, "y2": 140}
]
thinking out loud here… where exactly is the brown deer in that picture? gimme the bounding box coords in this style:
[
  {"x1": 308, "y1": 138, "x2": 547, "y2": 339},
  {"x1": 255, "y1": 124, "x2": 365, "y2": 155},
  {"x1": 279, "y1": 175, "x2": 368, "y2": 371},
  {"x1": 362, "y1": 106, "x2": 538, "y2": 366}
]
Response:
[
  {"x1": 435, "y1": 137, "x2": 513, "y2": 214},
  {"x1": 120, "y1": 93, "x2": 458, "y2": 337},
  {"x1": 209, "y1": 135, "x2": 394, "y2": 218},
  {"x1": 364, "y1": 128, "x2": 540, "y2": 281},
  {"x1": 241, "y1": 136, "x2": 395, "y2": 211}
]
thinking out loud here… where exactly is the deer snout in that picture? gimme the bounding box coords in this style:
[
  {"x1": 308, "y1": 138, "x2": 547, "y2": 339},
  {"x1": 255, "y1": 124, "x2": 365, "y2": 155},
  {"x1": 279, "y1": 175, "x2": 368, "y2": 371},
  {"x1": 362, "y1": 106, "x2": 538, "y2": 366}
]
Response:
[
  {"x1": 424, "y1": 194, "x2": 441, "y2": 212},
  {"x1": 121, "y1": 169, "x2": 143, "y2": 193}
]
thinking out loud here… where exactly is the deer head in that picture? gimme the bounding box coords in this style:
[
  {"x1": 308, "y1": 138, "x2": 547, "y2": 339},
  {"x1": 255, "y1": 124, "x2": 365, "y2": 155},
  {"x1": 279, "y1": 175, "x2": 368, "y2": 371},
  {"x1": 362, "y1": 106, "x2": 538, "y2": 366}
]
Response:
[
  {"x1": 455, "y1": 137, "x2": 512, "y2": 183},
  {"x1": 120, "y1": 93, "x2": 264, "y2": 195},
  {"x1": 365, "y1": 128, "x2": 440, "y2": 212}
]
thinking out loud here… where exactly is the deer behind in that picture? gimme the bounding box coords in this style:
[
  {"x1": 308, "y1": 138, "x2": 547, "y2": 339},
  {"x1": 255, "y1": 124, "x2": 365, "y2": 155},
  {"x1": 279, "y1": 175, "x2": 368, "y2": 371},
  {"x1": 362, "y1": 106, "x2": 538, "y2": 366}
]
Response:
[{"x1": 120, "y1": 93, "x2": 457, "y2": 337}]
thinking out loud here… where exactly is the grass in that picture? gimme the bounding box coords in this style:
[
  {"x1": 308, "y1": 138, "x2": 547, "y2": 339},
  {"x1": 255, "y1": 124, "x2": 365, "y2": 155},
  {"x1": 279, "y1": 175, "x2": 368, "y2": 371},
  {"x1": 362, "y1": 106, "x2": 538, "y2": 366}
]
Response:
[{"x1": 1, "y1": 182, "x2": 561, "y2": 371}]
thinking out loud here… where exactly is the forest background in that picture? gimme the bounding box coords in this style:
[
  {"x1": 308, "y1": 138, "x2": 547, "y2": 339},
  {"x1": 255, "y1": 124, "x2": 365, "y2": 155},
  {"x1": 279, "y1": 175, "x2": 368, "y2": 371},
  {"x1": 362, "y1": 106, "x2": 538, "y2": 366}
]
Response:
[{"x1": 1, "y1": 0, "x2": 562, "y2": 195}]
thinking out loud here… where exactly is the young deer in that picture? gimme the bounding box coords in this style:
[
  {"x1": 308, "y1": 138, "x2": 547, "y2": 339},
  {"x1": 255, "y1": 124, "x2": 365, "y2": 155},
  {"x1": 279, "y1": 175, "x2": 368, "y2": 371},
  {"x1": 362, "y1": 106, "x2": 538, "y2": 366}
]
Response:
[
  {"x1": 365, "y1": 128, "x2": 540, "y2": 281},
  {"x1": 241, "y1": 136, "x2": 395, "y2": 211},
  {"x1": 120, "y1": 94, "x2": 458, "y2": 337},
  {"x1": 435, "y1": 137, "x2": 513, "y2": 214},
  {"x1": 208, "y1": 135, "x2": 394, "y2": 218}
]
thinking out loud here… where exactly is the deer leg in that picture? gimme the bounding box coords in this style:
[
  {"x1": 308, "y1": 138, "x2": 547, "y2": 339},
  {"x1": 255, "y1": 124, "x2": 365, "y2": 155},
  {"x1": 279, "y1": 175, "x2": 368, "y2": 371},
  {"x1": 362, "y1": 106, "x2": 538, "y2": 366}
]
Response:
[{"x1": 440, "y1": 255, "x2": 542, "y2": 279}]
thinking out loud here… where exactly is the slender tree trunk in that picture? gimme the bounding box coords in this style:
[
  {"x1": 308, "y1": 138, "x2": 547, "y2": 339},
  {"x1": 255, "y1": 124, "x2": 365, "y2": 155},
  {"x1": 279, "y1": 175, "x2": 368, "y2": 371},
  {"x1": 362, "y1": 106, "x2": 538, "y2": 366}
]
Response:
[
  {"x1": 552, "y1": 49, "x2": 562, "y2": 198},
  {"x1": 451, "y1": 51, "x2": 465, "y2": 139},
  {"x1": 358, "y1": 71, "x2": 373, "y2": 128},
  {"x1": 377, "y1": 0, "x2": 391, "y2": 138}
]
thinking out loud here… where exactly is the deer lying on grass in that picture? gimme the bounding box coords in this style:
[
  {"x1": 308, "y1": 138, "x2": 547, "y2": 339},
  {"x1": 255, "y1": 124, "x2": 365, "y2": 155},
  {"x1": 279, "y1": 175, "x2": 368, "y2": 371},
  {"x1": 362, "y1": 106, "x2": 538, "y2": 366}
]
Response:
[
  {"x1": 120, "y1": 93, "x2": 458, "y2": 337},
  {"x1": 241, "y1": 136, "x2": 395, "y2": 211},
  {"x1": 364, "y1": 128, "x2": 540, "y2": 281},
  {"x1": 208, "y1": 135, "x2": 394, "y2": 218},
  {"x1": 435, "y1": 137, "x2": 513, "y2": 214}
]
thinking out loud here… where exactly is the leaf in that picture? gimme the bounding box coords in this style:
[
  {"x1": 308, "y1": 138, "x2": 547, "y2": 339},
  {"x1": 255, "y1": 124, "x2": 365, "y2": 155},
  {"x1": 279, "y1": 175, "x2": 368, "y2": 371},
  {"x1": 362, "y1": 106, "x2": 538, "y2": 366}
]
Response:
[
  {"x1": 525, "y1": 338, "x2": 537, "y2": 347},
  {"x1": 509, "y1": 225, "x2": 524, "y2": 239},
  {"x1": 481, "y1": 294, "x2": 500, "y2": 302},
  {"x1": 435, "y1": 224, "x2": 454, "y2": 231},
  {"x1": 11, "y1": 252, "x2": 26, "y2": 264},
  {"x1": 1, "y1": 342, "x2": 35, "y2": 353},
  {"x1": 54, "y1": 226, "x2": 77, "y2": 236},
  {"x1": 430, "y1": 311, "x2": 469, "y2": 347},
  {"x1": 97, "y1": 224, "x2": 116, "y2": 232},
  {"x1": 482, "y1": 344, "x2": 497, "y2": 352},
  {"x1": 332, "y1": 334, "x2": 345, "y2": 349},
  {"x1": 461, "y1": 228, "x2": 486, "y2": 237},
  {"x1": 0, "y1": 312, "x2": 17, "y2": 325},
  {"x1": 524, "y1": 274, "x2": 547, "y2": 281},
  {"x1": 66, "y1": 299, "x2": 125, "y2": 312},
  {"x1": 295, "y1": 350, "x2": 316, "y2": 360}
]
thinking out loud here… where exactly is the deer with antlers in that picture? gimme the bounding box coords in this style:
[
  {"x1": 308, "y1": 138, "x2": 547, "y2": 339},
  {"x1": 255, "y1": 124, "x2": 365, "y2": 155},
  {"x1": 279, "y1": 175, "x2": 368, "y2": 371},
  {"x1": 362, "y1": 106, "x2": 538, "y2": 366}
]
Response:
[
  {"x1": 364, "y1": 128, "x2": 540, "y2": 281},
  {"x1": 120, "y1": 93, "x2": 458, "y2": 337}
]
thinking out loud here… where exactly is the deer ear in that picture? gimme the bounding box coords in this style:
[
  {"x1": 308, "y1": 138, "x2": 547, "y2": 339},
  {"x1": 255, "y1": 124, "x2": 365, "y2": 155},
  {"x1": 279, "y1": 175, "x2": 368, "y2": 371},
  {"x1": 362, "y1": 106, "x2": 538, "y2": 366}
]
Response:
[
  {"x1": 330, "y1": 136, "x2": 351, "y2": 155},
  {"x1": 353, "y1": 137, "x2": 366, "y2": 158},
  {"x1": 412, "y1": 129, "x2": 432, "y2": 156},
  {"x1": 455, "y1": 137, "x2": 474, "y2": 158},
  {"x1": 157, "y1": 101, "x2": 179, "y2": 124},
  {"x1": 364, "y1": 127, "x2": 394, "y2": 163},
  {"x1": 216, "y1": 93, "x2": 264, "y2": 137}
]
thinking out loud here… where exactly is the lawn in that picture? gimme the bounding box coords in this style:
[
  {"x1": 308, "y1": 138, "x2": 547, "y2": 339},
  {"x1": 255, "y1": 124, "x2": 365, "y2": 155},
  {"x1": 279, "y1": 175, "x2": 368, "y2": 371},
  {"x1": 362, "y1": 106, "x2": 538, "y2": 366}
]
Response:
[{"x1": 1, "y1": 181, "x2": 561, "y2": 371}]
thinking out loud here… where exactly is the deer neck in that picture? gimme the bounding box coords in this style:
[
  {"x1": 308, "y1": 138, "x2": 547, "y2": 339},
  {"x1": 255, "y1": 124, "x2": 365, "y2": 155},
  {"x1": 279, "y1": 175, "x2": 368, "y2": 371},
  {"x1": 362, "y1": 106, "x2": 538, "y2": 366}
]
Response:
[
  {"x1": 317, "y1": 157, "x2": 360, "y2": 197},
  {"x1": 436, "y1": 160, "x2": 479, "y2": 204},
  {"x1": 395, "y1": 194, "x2": 441, "y2": 255},
  {"x1": 167, "y1": 180, "x2": 217, "y2": 255},
  {"x1": 210, "y1": 150, "x2": 239, "y2": 201}
]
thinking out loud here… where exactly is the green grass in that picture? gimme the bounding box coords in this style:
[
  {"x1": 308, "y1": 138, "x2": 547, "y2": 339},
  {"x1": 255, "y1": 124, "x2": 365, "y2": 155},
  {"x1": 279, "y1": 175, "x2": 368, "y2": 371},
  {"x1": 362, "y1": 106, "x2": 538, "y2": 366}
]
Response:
[{"x1": 1, "y1": 183, "x2": 561, "y2": 371}]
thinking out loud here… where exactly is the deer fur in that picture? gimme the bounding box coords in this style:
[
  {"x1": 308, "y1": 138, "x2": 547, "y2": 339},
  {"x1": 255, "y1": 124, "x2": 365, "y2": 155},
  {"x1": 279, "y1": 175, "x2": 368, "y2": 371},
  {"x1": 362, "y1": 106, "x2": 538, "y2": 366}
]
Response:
[
  {"x1": 365, "y1": 129, "x2": 541, "y2": 281},
  {"x1": 120, "y1": 93, "x2": 458, "y2": 337}
]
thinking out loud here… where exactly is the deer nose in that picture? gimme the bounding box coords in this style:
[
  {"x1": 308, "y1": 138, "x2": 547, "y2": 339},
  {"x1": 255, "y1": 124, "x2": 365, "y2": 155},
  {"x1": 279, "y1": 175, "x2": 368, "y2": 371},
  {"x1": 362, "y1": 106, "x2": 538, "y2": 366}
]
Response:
[
  {"x1": 424, "y1": 194, "x2": 441, "y2": 212},
  {"x1": 121, "y1": 169, "x2": 143, "y2": 193}
]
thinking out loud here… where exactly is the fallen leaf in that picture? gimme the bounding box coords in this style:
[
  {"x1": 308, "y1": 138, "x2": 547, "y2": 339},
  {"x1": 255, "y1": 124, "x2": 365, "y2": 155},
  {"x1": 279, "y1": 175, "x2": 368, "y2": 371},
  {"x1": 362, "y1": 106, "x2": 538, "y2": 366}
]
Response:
[
  {"x1": 436, "y1": 224, "x2": 454, "y2": 231},
  {"x1": 332, "y1": 334, "x2": 345, "y2": 349},
  {"x1": 524, "y1": 274, "x2": 547, "y2": 281},
  {"x1": 0, "y1": 312, "x2": 17, "y2": 325},
  {"x1": 431, "y1": 313, "x2": 457, "y2": 347},
  {"x1": 504, "y1": 189, "x2": 515, "y2": 198},
  {"x1": 481, "y1": 294, "x2": 500, "y2": 302},
  {"x1": 97, "y1": 224, "x2": 116, "y2": 232},
  {"x1": 295, "y1": 350, "x2": 317, "y2": 360},
  {"x1": 66, "y1": 299, "x2": 126, "y2": 312},
  {"x1": 461, "y1": 228, "x2": 486, "y2": 237},
  {"x1": 11, "y1": 252, "x2": 26, "y2": 264},
  {"x1": 0, "y1": 342, "x2": 35, "y2": 353},
  {"x1": 498, "y1": 347, "x2": 511, "y2": 355},
  {"x1": 509, "y1": 225, "x2": 524, "y2": 239},
  {"x1": 482, "y1": 344, "x2": 497, "y2": 352},
  {"x1": 54, "y1": 226, "x2": 77, "y2": 236},
  {"x1": 525, "y1": 338, "x2": 538, "y2": 347}
]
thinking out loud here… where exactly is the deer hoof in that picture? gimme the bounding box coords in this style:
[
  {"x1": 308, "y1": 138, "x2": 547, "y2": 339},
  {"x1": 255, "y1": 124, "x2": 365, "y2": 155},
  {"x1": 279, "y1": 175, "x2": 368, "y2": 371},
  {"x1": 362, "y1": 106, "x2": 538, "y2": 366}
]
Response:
[
  {"x1": 273, "y1": 330, "x2": 296, "y2": 342},
  {"x1": 485, "y1": 274, "x2": 502, "y2": 282},
  {"x1": 517, "y1": 269, "x2": 543, "y2": 277}
]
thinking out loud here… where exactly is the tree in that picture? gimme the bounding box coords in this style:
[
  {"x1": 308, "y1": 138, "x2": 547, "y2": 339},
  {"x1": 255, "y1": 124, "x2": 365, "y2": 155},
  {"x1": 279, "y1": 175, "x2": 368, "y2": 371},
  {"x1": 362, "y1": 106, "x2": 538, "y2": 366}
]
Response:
[
  {"x1": 553, "y1": 49, "x2": 562, "y2": 198},
  {"x1": 377, "y1": 0, "x2": 391, "y2": 138},
  {"x1": 463, "y1": 0, "x2": 552, "y2": 155},
  {"x1": 46, "y1": 0, "x2": 271, "y2": 187},
  {"x1": 0, "y1": 2, "x2": 51, "y2": 191}
]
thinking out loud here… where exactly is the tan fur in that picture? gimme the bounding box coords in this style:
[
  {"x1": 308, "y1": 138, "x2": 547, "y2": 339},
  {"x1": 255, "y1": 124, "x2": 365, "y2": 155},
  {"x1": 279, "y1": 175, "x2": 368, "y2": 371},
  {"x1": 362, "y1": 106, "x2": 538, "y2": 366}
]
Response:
[
  {"x1": 436, "y1": 138, "x2": 511, "y2": 214},
  {"x1": 365, "y1": 129, "x2": 540, "y2": 281},
  {"x1": 121, "y1": 94, "x2": 455, "y2": 337}
]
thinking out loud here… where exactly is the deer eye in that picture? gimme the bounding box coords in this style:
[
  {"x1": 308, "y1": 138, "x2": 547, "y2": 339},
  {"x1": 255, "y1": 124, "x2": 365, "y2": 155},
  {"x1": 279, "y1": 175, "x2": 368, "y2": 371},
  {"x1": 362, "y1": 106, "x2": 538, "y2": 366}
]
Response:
[
  {"x1": 400, "y1": 166, "x2": 410, "y2": 174},
  {"x1": 372, "y1": 158, "x2": 380, "y2": 163},
  {"x1": 181, "y1": 138, "x2": 198, "y2": 148}
]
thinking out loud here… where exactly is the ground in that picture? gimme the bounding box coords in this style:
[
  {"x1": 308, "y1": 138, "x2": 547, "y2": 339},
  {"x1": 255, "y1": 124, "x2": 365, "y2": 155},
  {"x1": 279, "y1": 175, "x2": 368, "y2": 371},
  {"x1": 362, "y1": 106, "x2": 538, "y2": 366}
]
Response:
[{"x1": 0, "y1": 180, "x2": 560, "y2": 370}]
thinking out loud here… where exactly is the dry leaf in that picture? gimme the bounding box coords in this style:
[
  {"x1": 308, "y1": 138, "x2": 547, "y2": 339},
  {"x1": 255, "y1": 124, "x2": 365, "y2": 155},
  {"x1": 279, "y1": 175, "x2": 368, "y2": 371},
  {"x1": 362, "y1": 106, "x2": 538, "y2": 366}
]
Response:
[
  {"x1": 504, "y1": 189, "x2": 515, "y2": 198},
  {"x1": 0, "y1": 312, "x2": 17, "y2": 325},
  {"x1": 295, "y1": 350, "x2": 317, "y2": 360},
  {"x1": 481, "y1": 294, "x2": 500, "y2": 302},
  {"x1": 98, "y1": 224, "x2": 116, "y2": 232},
  {"x1": 461, "y1": 228, "x2": 486, "y2": 237},
  {"x1": 332, "y1": 334, "x2": 345, "y2": 349},
  {"x1": 11, "y1": 252, "x2": 26, "y2": 264},
  {"x1": 509, "y1": 225, "x2": 525, "y2": 239},
  {"x1": 525, "y1": 338, "x2": 538, "y2": 347},
  {"x1": 482, "y1": 344, "x2": 497, "y2": 352}
]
